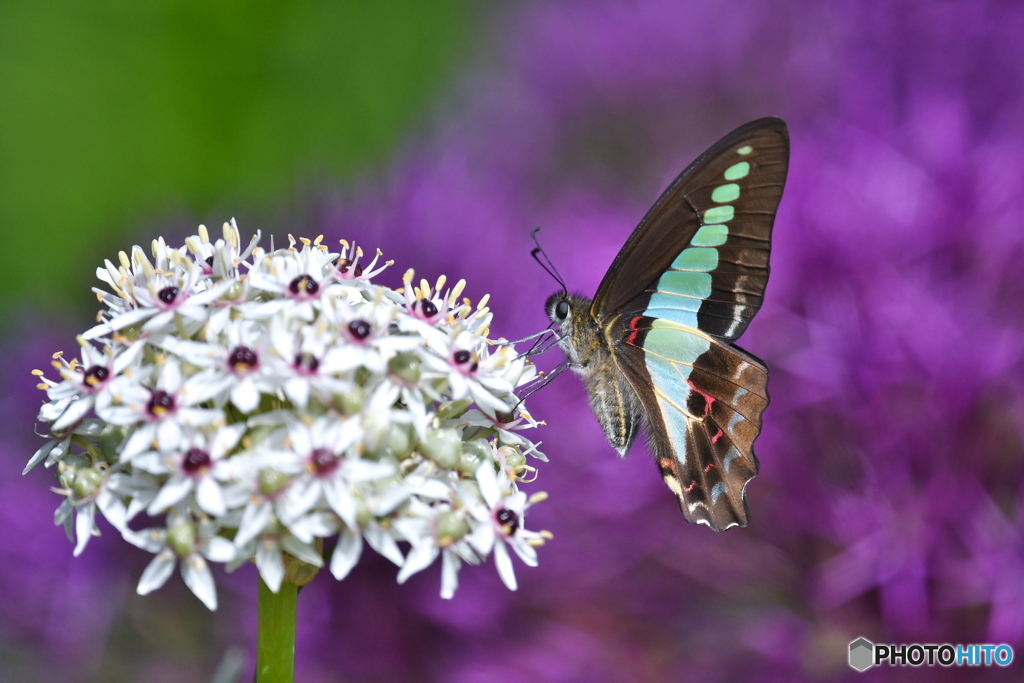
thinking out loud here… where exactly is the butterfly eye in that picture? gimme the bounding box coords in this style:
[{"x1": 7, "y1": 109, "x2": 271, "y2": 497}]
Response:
[{"x1": 555, "y1": 300, "x2": 569, "y2": 320}]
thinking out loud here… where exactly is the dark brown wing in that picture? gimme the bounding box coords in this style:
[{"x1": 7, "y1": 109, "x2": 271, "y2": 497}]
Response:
[
  {"x1": 612, "y1": 315, "x2": 768, "y2": 530},
  {"x1": 592, "y1": 117, "x2": 789, "y2": 342}
]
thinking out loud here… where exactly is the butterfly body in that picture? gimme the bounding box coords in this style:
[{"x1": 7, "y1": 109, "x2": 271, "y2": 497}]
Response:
[
  {"x1": 546, "y1": 118, "x2": 789, "y2": 531},
  {"x1": 546, "y1": 292, "x2": 643, "y2": 455}
]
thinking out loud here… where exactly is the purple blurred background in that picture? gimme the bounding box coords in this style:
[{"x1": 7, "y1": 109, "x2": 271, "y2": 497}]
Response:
[{"x1": 6, "y1": 1, "x2": 1024, "y2": 680}]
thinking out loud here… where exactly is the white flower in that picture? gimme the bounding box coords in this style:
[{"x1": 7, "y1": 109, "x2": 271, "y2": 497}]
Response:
[
  {"x1": 97, "y1": 359, "x2": 225, "y2": 462},
  {"x1": 52, "y1": 460, "x2": 129, "y2": 556},
  {"x1": 134, "y1": 423, "x2": 245, "y2": 516},
  {"x1": 27, "y1": 221, "x2": 549, "y2": 609},
  {"x1": 127, "y1": 512, "x2": 237, "y2": 610},
  {"x1": 469, "y1": 463, "x2": 549, "y2": 591}
]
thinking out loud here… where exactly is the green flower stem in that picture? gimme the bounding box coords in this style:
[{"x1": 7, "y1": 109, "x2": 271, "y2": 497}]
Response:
[{"x1": 257, "y1": 577, "x2": 297, "y2": 683}]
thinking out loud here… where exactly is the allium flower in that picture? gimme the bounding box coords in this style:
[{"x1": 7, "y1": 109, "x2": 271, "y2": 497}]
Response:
[{"x1": 27, "y1": 220, "x2": 549, "y2": 609}]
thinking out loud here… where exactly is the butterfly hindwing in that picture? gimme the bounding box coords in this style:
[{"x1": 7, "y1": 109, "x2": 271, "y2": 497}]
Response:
[{"x1": 614, "y1": 316, "x2": 768, "y2": 530}]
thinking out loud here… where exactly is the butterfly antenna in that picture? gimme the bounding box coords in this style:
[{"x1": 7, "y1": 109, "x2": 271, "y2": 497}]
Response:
[{"x1": 530, "y1": 227, "x2": 567, "y2": 292}]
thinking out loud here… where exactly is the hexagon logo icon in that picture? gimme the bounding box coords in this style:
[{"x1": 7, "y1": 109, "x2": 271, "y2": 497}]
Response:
[{"x1": 849, "y1": 637, "x2": 874, "y2": 672}]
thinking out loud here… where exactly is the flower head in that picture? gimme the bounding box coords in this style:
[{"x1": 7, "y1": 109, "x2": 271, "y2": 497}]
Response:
[{"x1": 28, "y1": 221, "x2": 548, "y2": 608}]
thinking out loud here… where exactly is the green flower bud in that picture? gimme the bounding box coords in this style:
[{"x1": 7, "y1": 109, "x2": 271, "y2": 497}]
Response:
[
  {"x1": 457, "y1": 439, "x2": 491, "y2": 474},
  {"x1": 222, "y1": 281, "x2": 244, "y2": 301},
  {"x1": 259, "y1": 469, "x2": 290, "y2": 497},
  {"x1": 63, "y1": 453, "x2": 91, "y2": 470},
  {"x1": 99, "y1": 425, "x2": 128, "y2": 464},
  {"x1": 58, "y1": 468, "x2": 77, "y2": 491},
  {"x1": 436, "y1": 511, "x2": 470, "y2": 546},
  {"x1": 72, "y1": 467, "x2": 103, "y2": 499},
  {"x1": 388, "y1": 353, "x2": 421, "y2": 383},
  {"x1": 388, "y1": 423, "x2": 415, "y2": 459},
  {"x1": 499, "y1": 445, "x2": 526, "y2": 471},
  {"x1": 167, "y1": 520, "x2": 197, "y2": 557},
  {"x1": 336, "y1": 384, "x2": 365, "y2": 416},
  {"x1": 421, "y1": 429, "x2": 461, "y2": 468}
]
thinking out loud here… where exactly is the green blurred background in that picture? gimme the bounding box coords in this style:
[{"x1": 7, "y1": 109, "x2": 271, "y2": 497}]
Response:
[{"x1": 0, "y1": 0, "x2": 471, "y2": 310}]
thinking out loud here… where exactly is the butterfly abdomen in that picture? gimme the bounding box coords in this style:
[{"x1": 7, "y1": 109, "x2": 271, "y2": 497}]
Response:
[{"x1": 582, "y1": 349, "x2": 643, "y2": 456}]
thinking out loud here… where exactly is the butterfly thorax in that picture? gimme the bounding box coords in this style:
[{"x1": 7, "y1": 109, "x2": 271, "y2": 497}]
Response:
[{"x1": 546, "y1": 291, "x2": 643, "y2": 455}]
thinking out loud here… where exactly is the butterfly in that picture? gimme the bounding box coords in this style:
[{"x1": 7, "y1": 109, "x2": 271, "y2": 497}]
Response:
[{"x1": 545, "y1": 117, "x2": 789, "y2": 530}]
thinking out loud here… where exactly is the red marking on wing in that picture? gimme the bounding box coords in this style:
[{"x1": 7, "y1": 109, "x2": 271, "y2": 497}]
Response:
[
  {"x1": 711, "y1": 429, "x2": 723, "y2": 444},
  {"x1": 626, "y1": 316, "x2": 644, "y2": 346},
  {"x1": 684, "y1": 480, "x2": 698, "y2": 493},
  {"x1": 686, "y1": 379, "x2": 717, "y2": 417},
  {"x1": 704, "y1": 463, "x2": 715, "y2": 473}
]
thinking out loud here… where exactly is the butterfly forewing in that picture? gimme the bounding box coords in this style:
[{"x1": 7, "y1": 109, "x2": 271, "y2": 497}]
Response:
[{"x1": 593, "y1": 117, "x2": 789, "y2": 342}]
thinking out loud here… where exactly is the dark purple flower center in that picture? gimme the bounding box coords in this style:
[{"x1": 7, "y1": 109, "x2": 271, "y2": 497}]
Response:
[
  {"x1": 453, "y1": 349, "x2": 478, "y2": 372},
  {"x1": 158, "y1": 286, "x2": 179, "y2": 305},
  {"x1": 289, "y1": 275, "x2": 319, "y2": 296},
  {"x1": 182, "y1": 448, "x2": 211, "y2": 474},
  {"x1": 295, "y1": 352, "x2": 319, "y2": 373},
  {"x1": 415, "y1": 299, "x2": 438, "y2": 318},
  {"x1": 310, "y1": 448, "x2": 340, "y2": 476},
  {"x1": 348, "y1": 319, "x2": 372, "y2": 340},
  {"x1": 228, "y1": 345, "x2": 259, "y2": 373},
  {"x1": 83, "y1": 365, "x2": 109, "y2": 388},
  {"x1": 336, "y1": 258, "x2": 364, "y2": 277},
  {"x1": 147, "y1": 389, "x2": 176, "y2": 417},
  {"x1": 496, "y1": 508, "x2": 520, "y2": 534},
  {"x1": 205, "y1": 256, "x2": 215, "y2": 267}
]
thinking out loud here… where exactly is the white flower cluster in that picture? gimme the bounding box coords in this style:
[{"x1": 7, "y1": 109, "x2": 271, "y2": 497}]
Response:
[{"x1": 28, "y1": 220, "x2": 549, "y2": 610}]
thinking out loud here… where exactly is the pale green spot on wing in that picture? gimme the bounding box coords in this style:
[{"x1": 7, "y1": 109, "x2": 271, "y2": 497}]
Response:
[
  {"x1": 655, "y1": 270, "x2": 712, "y2": 298},
  {"x1": 648, "y1": 290, "x2": 701, "y2": 328},
  {"x1": 655, "y1": 394, "x2": 692, "y2": 466},
  {"x1": 711, "y1": 183, "x2": 740, "y2": 203},
  {"x1": 670, "y1": 247, "x2": 719, "y2": 271},
  {"x1": 642, "y1": 322, "x2": 712, "y2": 367},
  {"x1": 724, "y1": 161, "x2": 750, "y2": 180},
  {"x1": 691, "y1": 224, "x2": 729, "y2": 247},
  {"x1": 703, "y1": 205, "x2": 734, "y2": 223},
  {"x1": 736, "y1": 145, "x2": 753, "y2": 156}
]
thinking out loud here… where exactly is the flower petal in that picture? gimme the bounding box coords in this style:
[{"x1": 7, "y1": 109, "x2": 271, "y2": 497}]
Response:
[
  {"x1": 181, "y1": 554, "x2": 218, "y2": 610},
  {"x1": 147, "y1": 475, "x2": 194, "y2": 515},
  {"x1": 137, "y1": 549, "x2": 177, "y2": 595},
  {"x1": 493, "y1": 539, "x2": 517, "y2": 591},
  {"x1": 440, "y1": 549, "x2": 461, "y2": 600},
  {"x1": 255, "y1": 542, "x2": 285, "y2": 593},
  {"x1": 73, "y1": 504, "x2": 97, "y2": 557},
  {"x1": 195, "y1": 476, "x2": 227, "y2": 517},
  {"x1": 397, "y1": 542, "x2": 439, "y2": 584},
  {"x1": 330, "y1": 530, "x2": 363, "y2": 580}
]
